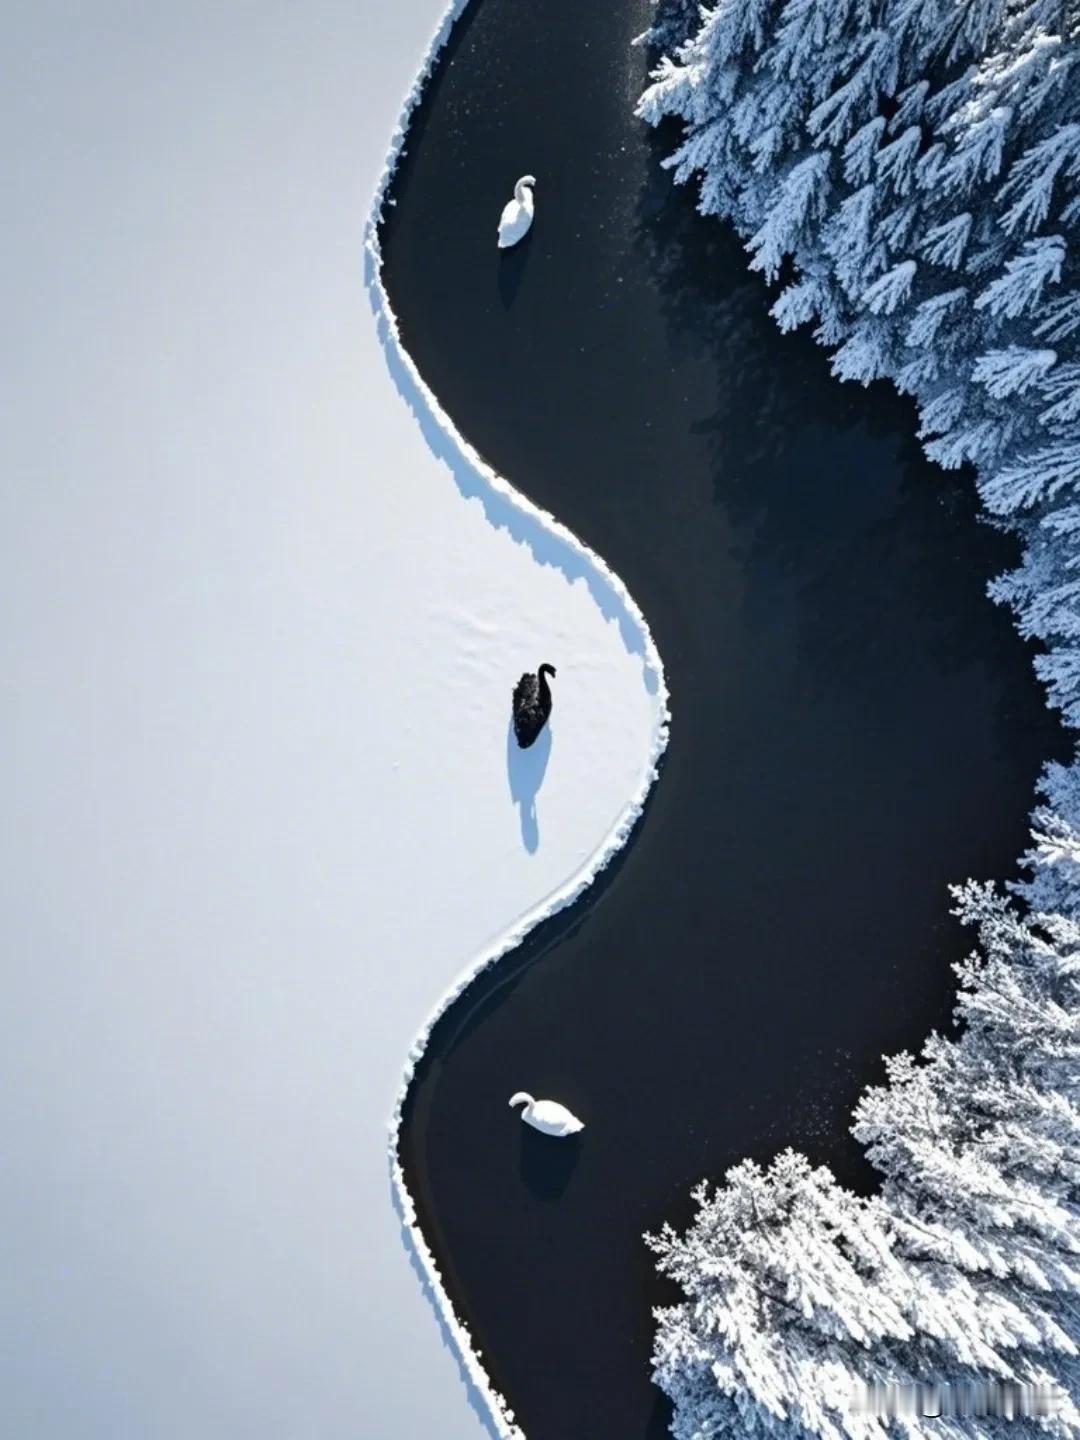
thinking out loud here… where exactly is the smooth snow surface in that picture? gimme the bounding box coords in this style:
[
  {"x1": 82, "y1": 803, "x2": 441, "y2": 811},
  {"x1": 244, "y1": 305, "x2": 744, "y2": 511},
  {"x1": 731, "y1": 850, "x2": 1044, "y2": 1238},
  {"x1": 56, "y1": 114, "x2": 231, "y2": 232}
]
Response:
[{"x1": 1, "y1": 4, "x2": 667, "y2": 1440}]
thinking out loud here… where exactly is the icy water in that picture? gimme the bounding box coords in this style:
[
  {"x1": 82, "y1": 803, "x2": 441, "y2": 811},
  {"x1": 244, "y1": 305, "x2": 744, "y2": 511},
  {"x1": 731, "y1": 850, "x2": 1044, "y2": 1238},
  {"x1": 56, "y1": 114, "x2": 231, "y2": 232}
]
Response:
[{"x1": 379, "y1": 2, "x2": 1065, "y2": 1436}]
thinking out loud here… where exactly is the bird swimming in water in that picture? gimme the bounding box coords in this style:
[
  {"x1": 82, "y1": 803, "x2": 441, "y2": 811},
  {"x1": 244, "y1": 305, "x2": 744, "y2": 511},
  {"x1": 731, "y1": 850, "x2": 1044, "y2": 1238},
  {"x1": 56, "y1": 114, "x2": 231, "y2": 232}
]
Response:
[
  {"x1": 512, "y1": 663, "x2": 555, "y2": 748},
  {"x1": 497, "y1": 175, "x2": 537, "y2": 249},
  {"x1": 509, "y1": 1092, "x2": 584, "y2": 1137}
]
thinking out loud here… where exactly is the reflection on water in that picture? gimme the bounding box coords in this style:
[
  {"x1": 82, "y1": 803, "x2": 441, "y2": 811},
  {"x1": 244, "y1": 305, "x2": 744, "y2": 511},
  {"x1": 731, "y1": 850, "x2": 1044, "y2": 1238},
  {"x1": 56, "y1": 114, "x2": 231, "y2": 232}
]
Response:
[
  {"x1": 381, "y1": 0, "x2": 1066, "y2": 1436},
  {"x1": 632, "y1": 141, "x2": 1030, "y2": 722},
  {"x1": 519, "y1": 1125, "x2": 581, "y2": 1201},
  {"x1": 497, "y1": 238, "x2": 531, "y2": 309}
]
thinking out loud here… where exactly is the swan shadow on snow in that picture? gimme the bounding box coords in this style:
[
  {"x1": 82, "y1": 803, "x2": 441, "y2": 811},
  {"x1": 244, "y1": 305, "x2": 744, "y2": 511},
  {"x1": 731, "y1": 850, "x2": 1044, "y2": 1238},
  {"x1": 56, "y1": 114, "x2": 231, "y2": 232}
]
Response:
[
  {"x1": 506, "y1": 717, "x2": 551, "y2": 852},
  {"x1": 519, "y1": 1121, "x2": 581, "y2": 1201},
  {"x1": 365, "y1": 244, "x2": 660, "y2": 693},
  {"x1": 497, "y1": 236, "x2": 531, "y2": 309}
]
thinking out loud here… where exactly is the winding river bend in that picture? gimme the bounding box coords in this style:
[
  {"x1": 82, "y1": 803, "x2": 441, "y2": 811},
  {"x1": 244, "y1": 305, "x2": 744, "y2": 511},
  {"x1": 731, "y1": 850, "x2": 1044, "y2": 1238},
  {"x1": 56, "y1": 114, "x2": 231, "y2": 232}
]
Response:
[{"x1": 380, "y1": 2, "x2": 1065, "y2": 1436}]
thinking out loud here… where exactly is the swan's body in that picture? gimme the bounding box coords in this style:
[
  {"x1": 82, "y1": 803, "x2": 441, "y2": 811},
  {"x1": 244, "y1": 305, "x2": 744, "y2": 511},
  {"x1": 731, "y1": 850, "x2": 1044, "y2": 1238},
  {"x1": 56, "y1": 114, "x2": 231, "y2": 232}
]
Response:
[
  {"x1": 497, "y1": 175, "x2": 536, "y2": 249},
  {"x1": 512, "y1": 662, "x2": 555, "y2": 749},
  {"x1": 509, "y1": 1092, "x2": 584, "y2": 1137}
]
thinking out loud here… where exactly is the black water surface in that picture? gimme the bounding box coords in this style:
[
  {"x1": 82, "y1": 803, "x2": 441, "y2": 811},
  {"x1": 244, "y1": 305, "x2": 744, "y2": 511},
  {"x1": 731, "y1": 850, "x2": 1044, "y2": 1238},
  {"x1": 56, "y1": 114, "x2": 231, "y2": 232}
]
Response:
[{"x1": 380, "y1": 2, "x2": 1066, "y2": 1435}]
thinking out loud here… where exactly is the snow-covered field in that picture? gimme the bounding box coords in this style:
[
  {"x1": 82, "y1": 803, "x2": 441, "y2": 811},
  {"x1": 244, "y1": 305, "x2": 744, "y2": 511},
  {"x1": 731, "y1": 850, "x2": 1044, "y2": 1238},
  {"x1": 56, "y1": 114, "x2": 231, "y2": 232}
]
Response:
[{"x1": 1, "y1": 4, "x2": 666, "y2": 1437}]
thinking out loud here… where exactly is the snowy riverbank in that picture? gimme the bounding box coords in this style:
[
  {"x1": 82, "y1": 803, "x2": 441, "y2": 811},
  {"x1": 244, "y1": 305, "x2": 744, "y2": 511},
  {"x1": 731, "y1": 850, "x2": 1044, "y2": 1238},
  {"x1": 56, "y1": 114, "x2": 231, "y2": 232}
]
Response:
[
  {"x1": 1, "y1": 5, "x2": 666, "y2": 1438},
  {"x1": 368, "y1": 4, "x2": 668, "y2": 1434}
]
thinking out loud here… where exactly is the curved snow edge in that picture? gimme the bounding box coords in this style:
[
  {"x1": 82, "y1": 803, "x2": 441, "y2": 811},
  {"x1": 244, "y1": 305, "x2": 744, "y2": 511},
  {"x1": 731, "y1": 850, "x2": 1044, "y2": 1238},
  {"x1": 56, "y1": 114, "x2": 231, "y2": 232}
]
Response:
[{"x1": 363, "y1": 4, "x2": 671, "y2": 1438}]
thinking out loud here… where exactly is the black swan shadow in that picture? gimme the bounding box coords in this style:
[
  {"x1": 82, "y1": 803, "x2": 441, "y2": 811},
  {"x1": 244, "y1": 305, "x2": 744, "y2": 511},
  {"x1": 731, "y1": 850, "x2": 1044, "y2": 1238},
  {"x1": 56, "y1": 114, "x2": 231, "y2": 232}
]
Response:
[
  {"x1": 506, "y1": 718, "x2": 551, "y2": 852},
  {"x1": 497, "y1": 237, "x2": 531, "y2": 308},
  {"x1": 519, "y1": 1122, "x2": 581, "y2": 1200}
]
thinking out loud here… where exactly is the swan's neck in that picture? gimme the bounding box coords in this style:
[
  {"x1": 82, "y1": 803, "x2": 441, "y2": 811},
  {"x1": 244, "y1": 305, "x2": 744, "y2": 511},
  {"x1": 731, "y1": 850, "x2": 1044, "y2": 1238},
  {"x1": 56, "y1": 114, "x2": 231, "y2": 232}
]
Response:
[
  {"x1": 509, "y1": 1092, "x2": 534, "y2": 1111},
  {"x1": 514, "y1": 179, "x2": 533, "y2": 204},
  {"x1": 538, "y1": 669, "x2": 551, "y2": 704}
]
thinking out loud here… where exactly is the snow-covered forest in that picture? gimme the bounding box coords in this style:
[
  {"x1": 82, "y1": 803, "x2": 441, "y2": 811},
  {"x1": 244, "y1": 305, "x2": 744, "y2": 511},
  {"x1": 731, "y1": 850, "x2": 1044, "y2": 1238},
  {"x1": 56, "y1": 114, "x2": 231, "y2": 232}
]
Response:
[{"x1": 638, "y1": 0, "x2": 1080, "y2": 1434}]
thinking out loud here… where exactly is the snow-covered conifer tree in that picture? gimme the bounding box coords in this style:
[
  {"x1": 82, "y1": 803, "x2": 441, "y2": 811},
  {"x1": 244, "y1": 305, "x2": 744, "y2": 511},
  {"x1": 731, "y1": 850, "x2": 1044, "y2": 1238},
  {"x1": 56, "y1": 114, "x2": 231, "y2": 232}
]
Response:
[
  {"x1": 638, "y1": 0, "x2": 1080, "y2": 1432},
  {"x1": 642, "y1": 0, "x2": 704, "y2": 54},
  {"x1": 649, "y1": 819, "x2": 1080, "y2": 1437}
]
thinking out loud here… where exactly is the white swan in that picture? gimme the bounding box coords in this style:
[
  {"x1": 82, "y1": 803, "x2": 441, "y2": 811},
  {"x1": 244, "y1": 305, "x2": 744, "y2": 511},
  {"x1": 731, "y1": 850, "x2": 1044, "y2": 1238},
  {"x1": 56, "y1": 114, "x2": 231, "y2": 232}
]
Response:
[
  {"x1": 497, "y1": 175, "x2": 536, "y2": 249},
  {"x1": 509, "y1": 1091, "x2": 584, "y2": 1137}
]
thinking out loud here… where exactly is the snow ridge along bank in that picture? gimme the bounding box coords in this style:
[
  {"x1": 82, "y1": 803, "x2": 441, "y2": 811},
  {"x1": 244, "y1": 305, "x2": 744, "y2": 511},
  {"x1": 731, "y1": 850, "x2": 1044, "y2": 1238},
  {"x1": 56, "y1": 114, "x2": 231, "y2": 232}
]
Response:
[{"x1": 364, "y1": 5, "x2": 671, "y2": 1436}]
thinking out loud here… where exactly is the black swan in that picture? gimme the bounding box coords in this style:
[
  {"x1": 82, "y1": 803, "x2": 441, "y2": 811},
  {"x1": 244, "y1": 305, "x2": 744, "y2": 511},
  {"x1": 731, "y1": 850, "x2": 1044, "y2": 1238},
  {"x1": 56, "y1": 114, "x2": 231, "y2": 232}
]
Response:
[{"x1": 512, "y1": 663, "x2": 556, "y2": 748}]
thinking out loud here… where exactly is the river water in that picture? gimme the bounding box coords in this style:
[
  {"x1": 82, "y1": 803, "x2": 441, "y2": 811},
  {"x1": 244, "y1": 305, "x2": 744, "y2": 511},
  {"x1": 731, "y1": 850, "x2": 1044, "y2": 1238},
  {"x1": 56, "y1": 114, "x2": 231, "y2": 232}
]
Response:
[{"x1": 379, "y1": 1, "x2": 1064, "y2": 1435}]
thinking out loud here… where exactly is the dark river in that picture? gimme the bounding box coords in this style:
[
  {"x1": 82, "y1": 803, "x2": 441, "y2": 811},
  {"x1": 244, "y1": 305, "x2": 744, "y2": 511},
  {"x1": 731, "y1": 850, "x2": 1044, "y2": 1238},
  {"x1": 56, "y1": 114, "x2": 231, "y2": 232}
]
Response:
[{"x1": 379, "y1": 1, "x2": 1064, "y2": 1435}]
